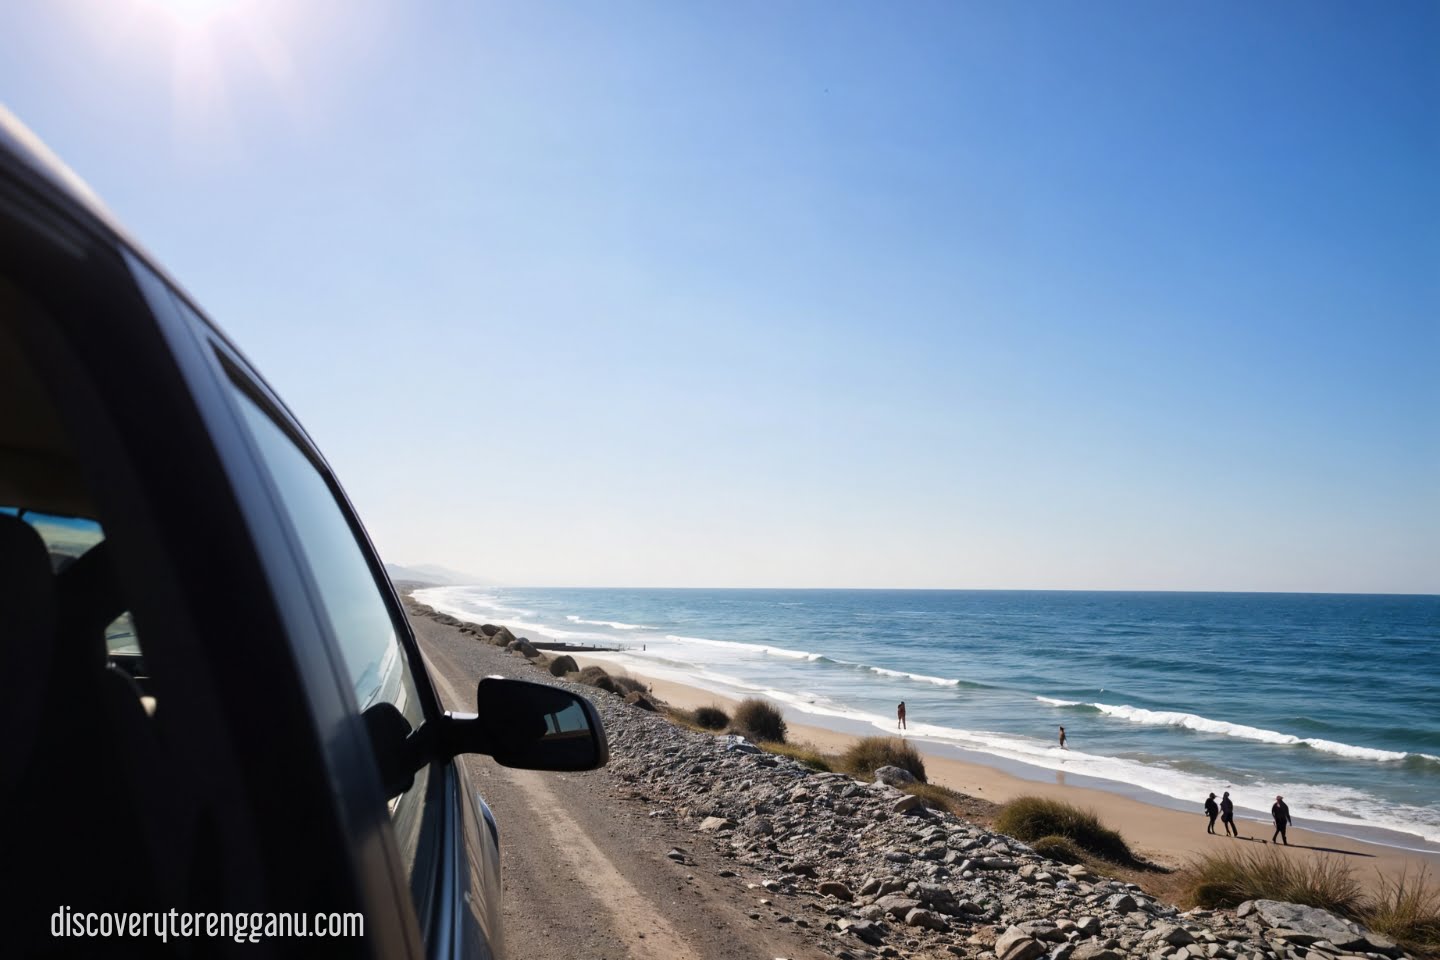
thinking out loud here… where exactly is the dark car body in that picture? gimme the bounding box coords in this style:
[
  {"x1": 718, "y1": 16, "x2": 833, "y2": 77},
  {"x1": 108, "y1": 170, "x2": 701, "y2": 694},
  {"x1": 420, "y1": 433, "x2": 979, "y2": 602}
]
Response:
[{"x1": 0, "y1": 107, "x2": 601, "y2": 958}]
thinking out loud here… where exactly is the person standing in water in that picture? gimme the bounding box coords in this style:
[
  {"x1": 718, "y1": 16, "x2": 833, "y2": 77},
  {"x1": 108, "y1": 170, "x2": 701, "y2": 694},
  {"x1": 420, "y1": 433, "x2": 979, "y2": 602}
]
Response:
[
  {"x1": 1204, "y1": 793, "x2": 1220, "y2": 834},
  {"x1": 897, "y1": 701, "x2": 907, "y2": 731},
  {"x1": 1058, "y1": 726, "x2": 1067, "y2": 750},
  {"x1": 1220, "y1": 791, "x2": 1238, "y2": 837},
  {"x1": 1272, "y1": 795, "x2": 1292, "y2": 844}
]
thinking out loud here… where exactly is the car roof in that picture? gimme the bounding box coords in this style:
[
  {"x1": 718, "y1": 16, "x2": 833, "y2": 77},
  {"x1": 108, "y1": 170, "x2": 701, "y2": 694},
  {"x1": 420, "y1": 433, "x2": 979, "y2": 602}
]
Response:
[{"x1": 0, "y1": 103, "x2": 330, "y2": 475}]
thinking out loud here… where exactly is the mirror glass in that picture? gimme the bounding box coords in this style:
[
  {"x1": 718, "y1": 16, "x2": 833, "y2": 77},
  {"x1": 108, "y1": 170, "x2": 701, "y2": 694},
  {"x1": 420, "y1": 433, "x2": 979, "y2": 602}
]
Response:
[{"x1": 474, "y1": 677, "x2": 608, "y2": 771}]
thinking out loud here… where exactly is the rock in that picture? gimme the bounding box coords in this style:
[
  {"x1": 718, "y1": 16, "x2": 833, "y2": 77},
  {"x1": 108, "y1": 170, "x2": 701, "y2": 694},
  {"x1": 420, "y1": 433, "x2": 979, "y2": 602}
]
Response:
[
  {"x1": 1248, "y1": 902, "x2": 1370, "y2": 952},
  {"x1": 906, "y1": 908, "x2": 949, "y2": 931},
  {"x1": 1145, "y1": 924, "x2": 1198, "y2": 947},
  {"x1": 548, "y1": 654, "x2": 578, "y2": 676},
  {"x1": 875, "y1": 895, "x2": 923, "y2": 919},
  {"x1": 840, "y1": 919, "x2": 886, "y2": 946},
  {"x1": 698, "y1": 816, "x2": 735, "y2": 832},
  {"x1": 818, "y1": 881, "x2": 853, "y2": 901},
  {"x1": 894, "y1": 795, "x2": 925, "y2": 813},
  {"x1": 996, "y1": 928, "x2": 1048, "y2": 960},
  {"x1": 874, "y1": 765, "x2": 918, "y2": 787},
  {"x1": 1070, "y1": 945, "x2": 1122, "y2": 960},
  {"x1": 1016, "y1": 921, "x2": 1065, "y2": 943},
  {"x1": 1075, "y1": 917, "x2": 1102, "y2": 938},
  {"x1": 625, "y1": 691, "x2": 658, "y2": 711},
  {"x1": 478, "y1": 623, "x2": 499, "y2": 637},
  {"x1": 1106, "y1": 894, "x2": 1139, "y2": 914}
]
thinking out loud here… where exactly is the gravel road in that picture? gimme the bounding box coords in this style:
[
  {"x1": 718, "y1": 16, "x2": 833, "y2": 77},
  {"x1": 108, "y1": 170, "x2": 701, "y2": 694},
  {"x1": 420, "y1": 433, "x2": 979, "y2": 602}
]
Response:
[{"x1": 409, "y1": 609, "x2": 836, "y2": 960}]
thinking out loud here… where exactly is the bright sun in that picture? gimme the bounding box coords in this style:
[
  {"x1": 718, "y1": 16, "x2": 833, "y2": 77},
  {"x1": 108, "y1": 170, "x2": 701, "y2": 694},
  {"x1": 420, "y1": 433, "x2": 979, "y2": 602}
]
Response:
[{"x1": 145, "y1": 0, "x2": 238, "y2": 27}]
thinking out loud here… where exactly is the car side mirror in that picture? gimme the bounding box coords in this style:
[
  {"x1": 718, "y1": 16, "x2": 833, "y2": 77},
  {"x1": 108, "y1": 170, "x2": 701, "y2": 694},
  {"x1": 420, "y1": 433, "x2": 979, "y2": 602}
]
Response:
[{"x1": 444, "y1": 677, "x2": 609, "y2": 772}]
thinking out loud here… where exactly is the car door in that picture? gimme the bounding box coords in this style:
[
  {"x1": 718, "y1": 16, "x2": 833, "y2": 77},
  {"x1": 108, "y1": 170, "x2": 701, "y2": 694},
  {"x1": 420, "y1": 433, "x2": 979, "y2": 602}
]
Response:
[{"x1": 136, "y1": 270, "x2": 501, "y2": 959}]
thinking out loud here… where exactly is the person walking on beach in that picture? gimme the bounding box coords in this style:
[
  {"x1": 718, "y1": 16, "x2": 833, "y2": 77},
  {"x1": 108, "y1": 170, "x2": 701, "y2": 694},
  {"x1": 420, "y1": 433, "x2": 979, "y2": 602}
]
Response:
[
  {"x1": 1220, "y1": 791, "x2": 1238, "y2": 837},
  {"x1": 1204, "y1": 793, "x2": 1220, "y2": 834},
  {"x1": 897, "y1": 701, "x2": 907, "y2": 731},
  {"x1": 1058, "y1": 726, "x2": 1067, "y2": 750},
  {"x1": 1272, "y1": 795, "x2": 1292, "y2": 844}
]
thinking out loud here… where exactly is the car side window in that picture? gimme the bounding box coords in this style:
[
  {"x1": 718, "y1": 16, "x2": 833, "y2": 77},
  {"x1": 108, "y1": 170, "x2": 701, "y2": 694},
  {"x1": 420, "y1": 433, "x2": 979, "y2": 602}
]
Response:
[{"x1": 226, "y1": 382, "x2": 431, "y2": 878}]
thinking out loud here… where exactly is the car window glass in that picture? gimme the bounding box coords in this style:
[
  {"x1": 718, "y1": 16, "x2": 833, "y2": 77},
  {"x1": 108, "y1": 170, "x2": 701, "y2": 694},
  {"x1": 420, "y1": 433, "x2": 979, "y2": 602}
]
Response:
[
  {"x1": 226, "y1": 384, "x2": 430, "y2": 879},
  {"x1": 1, "y1": 508, "x2": 140, "y2": 657}
]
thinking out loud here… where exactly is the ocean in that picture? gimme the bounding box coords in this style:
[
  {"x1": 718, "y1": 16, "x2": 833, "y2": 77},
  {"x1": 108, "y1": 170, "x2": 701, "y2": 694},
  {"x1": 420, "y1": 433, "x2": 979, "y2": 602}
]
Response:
[{"x1": 413, "y1": 586, "x2": 1440, "y2": 851}]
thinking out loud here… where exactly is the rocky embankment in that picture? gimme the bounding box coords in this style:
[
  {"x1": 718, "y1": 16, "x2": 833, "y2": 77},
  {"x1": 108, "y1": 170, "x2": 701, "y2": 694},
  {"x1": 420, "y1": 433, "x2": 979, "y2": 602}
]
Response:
[{"x1": 412, "y1": 602, "x2": 1410, "y2": 960}]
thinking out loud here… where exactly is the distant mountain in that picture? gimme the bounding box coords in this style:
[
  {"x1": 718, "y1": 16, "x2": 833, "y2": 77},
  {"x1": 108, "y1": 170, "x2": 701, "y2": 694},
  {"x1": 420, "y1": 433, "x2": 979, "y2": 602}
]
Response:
[{"x1": 384, "y1": 562, "x2": 495, "y2": 586}]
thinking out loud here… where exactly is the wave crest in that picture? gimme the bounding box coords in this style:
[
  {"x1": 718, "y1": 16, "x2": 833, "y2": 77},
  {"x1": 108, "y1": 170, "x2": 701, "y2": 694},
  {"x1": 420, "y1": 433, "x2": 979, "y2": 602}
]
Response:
[{"x1": 1091, "y1": 703, "x2": 1436, "y2": 764}]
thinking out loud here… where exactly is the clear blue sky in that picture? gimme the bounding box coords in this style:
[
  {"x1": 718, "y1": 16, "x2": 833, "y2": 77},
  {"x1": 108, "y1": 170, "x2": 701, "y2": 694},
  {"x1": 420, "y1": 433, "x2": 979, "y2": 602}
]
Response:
[{"x1": 3, "y1": 1, "x2": 1436, "y2": 591}]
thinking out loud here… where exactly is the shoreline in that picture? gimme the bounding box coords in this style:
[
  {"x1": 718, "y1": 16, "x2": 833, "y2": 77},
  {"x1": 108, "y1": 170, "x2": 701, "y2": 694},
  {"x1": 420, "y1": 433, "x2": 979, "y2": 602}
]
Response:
[{"x1": 566, "y1": 651, "x2": 1440, "y2": 881}]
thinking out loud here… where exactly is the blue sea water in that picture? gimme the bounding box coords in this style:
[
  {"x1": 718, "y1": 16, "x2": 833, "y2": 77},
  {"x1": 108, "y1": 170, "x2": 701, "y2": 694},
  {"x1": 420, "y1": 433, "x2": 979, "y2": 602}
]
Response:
[{"x1": 415, "y1": 587, "x2": 1440, "y2": 849}]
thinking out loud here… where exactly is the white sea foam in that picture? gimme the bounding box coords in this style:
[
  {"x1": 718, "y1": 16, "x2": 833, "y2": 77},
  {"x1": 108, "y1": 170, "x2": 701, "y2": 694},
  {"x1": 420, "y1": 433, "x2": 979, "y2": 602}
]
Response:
[
  {"x1": 1091, "y1": 703, "x2": 1425, "y2": 764},
  {"x1": 869, "y1": 666, "x2": 962, "y2": 687},
  {"x1": 1036, "y1": 696, "x2": 1082, "y2": 706},
  {"x1": 664, "y1": 634, "x2": 827, "y2": 661},
  {"x1": 566, "y1": 615, "x2": 651, "y2": 630}
]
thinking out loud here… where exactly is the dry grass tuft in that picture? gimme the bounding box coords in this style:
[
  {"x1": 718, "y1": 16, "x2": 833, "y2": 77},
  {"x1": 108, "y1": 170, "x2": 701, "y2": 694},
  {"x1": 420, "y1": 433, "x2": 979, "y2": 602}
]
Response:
[
  {"x1": 995, "y1": 796, "x2": 1135, "y2": 864},
  {"x1": 1179, "y1": 846, "x2": 1364, "y2": 915},
  {"x1": 757, "y1": 740, "x2": 833, "y2": 772},
  {"x1": 732, "y1": 698, "x2": 787, "y2": 743},
  {"x1": 840, "y1": 736, "x2": 928, "y2": 783}
]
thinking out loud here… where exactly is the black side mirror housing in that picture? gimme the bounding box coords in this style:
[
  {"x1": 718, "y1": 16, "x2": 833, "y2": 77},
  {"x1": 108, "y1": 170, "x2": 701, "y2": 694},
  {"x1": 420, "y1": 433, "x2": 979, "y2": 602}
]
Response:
[
  {"x1": 364, "y1": 678, "x2": 609, "y2": 800},
  {"x1": 444, "y1": 677, "x2": 609, "y2": 771}
]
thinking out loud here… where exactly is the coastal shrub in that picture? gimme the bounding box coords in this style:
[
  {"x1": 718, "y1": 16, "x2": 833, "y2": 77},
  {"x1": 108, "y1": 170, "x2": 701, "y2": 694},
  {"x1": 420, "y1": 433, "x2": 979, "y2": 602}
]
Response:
[
  {"x1": 995, "y1": 796, "x2": 1133, "y2": 864},
  {"x1": 903, "y1": 782, "x2": 969, "y2": 817},
  {"x1": 1362, "y1": 868, "x2": 1440, "y2": 956},
  {"x1": 840, "y1": 737, "x2": 928, "y2": 784},
  {"x1": 610, "y1": 674, "x2": 650, "y2": 696},
  {"x1": 732, "y1": 698, "x2": 787, "y2": 743},
  {"x1": 1181, "y1": 847, "x2": 1363, "y2": 915},
  {"x1": 1029, "y1": 834, "x2": 1086, "y2": 865},
  {"x1": 573, "y1": 665, "x2": 619, "y2": 695},
  {"x1": 548, "y1": 655, "x2": 578, "y2": 676},
  {"x1": 758, "y1": 741, "x2": 833, "y2": 772},
  {"x1": 692, "y1": 705, "x2": 730, "y2": 730},
  {"x1": 624, "y1": 691, "x2": 658, "y2": 711}
]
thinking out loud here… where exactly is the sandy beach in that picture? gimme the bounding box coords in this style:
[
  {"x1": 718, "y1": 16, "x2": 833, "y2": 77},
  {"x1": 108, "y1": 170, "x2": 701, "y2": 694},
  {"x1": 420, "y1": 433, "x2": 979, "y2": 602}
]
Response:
[{"x1": 567, "y1": 653, "x2": 1440, "y2": 883}]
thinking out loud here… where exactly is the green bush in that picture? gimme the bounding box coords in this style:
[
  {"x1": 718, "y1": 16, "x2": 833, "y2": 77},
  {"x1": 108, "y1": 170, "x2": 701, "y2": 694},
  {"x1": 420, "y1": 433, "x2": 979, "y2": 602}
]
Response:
[
  {"x1": 693, "y1": 705, "x2": 730, "y2": 730},
  {"x1": 1029, "y1": 834, "x2": 1085, "y2": 865},
  {"x1": 995, "y1": 796, "x2": 1133, "y2": 864},
  {"x1": 840, "y1": 736, "x2": 928, "y2": 784},
  {"x1": 1181, "y1": 847, "x2": 1363, "y2": 915},
  {"x1": 732, "y1": 698, "x2": 787, "y2": 743}
]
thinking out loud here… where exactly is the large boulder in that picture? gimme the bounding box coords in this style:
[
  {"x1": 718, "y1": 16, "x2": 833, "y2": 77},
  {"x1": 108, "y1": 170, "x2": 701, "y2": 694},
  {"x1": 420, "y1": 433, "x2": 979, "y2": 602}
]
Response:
[
  {"x1": 1244, "y1": 900, "x2": 1375, "y2": 952},
  {"x1": 874, "y1": 895, "x2": 921, "y2": 919},
  {"x1": 491, "y1": 626, "x2": 516, "y2": 646},
  {"x1": 874, "y1": 765, "x2": 918, "y2": 787},
  {"x1": 548, "y1": 655, "x2": 578, "y2": 676},
  {"x1": 995, "y1": 928, "x2": 1046, "y2": 960},
  {"x1": 506, "y1": 639, "x2": 540, "y2": 658},
  {"x1": 479, "y1": 623, "x2": 499, "y2": 637}
]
